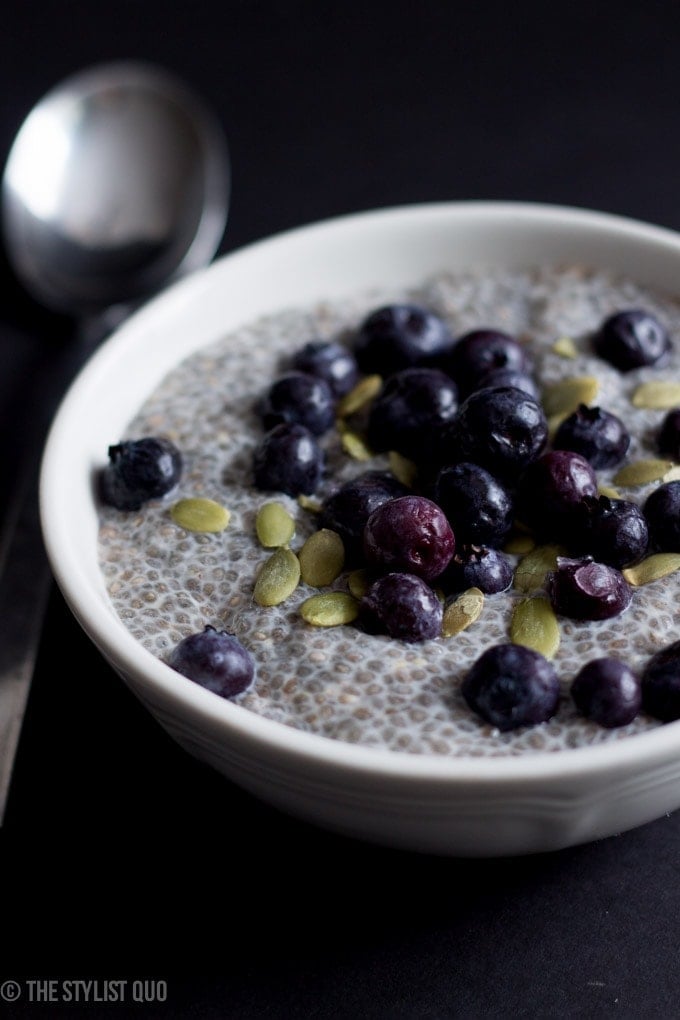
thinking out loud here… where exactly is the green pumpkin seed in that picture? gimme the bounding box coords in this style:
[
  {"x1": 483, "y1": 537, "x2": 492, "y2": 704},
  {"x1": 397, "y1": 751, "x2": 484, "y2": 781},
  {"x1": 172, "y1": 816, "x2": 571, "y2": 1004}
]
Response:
[
  {"x1": 513, "y1": 544, "x2": 564, "y2": 593},
  {"x1": 388, "y1": 450, "x2": 418, "y2": 487},
  {"x1": 542, "y1": 376, "x2": 599, "y2": 417},
  {"x1": 337, "y1": 374, "x2": 382, "y2": 416},
  {"x1": 622, "y1": 553, "x2": 680, "y2": 586},
  {"x1": 170, "y1": 497, "x2": 231, "y2": 533},
  {"x1": 348, "y1": 568, "x2": 373, "y2": 598},
  {"x1": 598, "y1": 484, "x2": 621, "y2": 499},
  {"x1": 551, "y1": 336, "x2": 578, "y2": 359},
  {"x1": 253, "y1": 547, "x2": 300, "y2": 606},
  {"x1": 255, "y1": 501, "x2": 295, "y2": 547},
  {"x1": 442, "y1": 588, "x2": 484, "y2": 637},
  {"x1": 613, "y1": 459, "x2": 674, "y2": 486},
  {"x1": 510, "y1": 596, "x2": 560, "y2": 659},
  {"x1": 341, "y1": 429, "x2": 373, "y2": 461},
  {"x1": 299, "y1": 591, "x2": 359, "y2": 626},
  {"x1": 631, "y1": 380, "x2": 680, "y2": 410},
  {"x1": 298, "y1": 528, "x2": 345, "y2": 587},
  {"x1": 298, "y1": 494, "x2": 322, "y2": 513}
]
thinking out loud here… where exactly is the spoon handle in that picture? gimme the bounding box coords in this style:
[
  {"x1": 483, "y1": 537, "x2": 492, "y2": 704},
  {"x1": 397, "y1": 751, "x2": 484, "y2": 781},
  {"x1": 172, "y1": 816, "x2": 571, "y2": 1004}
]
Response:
[
  {"x1": 0, "y1": 441, "x2": 52, "y2": 821},
  {"x1": 0, "y1": 315, "x2": 119, "y2": 823}
]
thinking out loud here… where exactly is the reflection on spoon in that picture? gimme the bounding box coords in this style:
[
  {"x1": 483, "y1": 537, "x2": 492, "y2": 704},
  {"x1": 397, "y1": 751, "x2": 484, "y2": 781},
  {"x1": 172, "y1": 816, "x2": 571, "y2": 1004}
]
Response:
[{"x1": 3, "y1": 60, "x2": 229, "y2": 315}]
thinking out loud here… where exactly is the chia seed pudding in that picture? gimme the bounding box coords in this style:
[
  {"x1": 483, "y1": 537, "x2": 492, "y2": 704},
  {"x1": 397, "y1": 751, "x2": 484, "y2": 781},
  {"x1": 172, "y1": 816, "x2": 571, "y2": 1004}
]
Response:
[{"x1": 97, "y1": 264, "x2": 680, "y2": 756}]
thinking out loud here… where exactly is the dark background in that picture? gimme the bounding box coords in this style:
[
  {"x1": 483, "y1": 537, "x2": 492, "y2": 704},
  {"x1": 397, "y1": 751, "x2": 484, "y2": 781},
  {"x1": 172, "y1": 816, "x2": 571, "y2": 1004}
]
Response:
[{"x1": 2, "y1": 2, "x2": 680, "y2": 1017}]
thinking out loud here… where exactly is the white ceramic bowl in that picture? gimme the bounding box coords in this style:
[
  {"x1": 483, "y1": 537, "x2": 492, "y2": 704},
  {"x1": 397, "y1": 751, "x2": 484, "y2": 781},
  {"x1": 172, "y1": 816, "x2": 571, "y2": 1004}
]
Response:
[{"x1": 40, "y1": 200, "x2": 680, "y2": 857}]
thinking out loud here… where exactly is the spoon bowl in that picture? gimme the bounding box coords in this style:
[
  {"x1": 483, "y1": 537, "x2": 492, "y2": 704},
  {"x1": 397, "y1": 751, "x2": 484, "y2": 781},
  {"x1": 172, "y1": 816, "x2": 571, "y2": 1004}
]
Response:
[{"x1": 2, "y1": 60, "x2": 229, "y2": 315}]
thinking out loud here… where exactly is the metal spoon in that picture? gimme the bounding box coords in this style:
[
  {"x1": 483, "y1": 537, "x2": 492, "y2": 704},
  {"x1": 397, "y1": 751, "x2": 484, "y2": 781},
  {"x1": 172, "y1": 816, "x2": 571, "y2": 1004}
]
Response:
[{"x1": 0, "y1": 61, "x2": 230, "y2": 822}]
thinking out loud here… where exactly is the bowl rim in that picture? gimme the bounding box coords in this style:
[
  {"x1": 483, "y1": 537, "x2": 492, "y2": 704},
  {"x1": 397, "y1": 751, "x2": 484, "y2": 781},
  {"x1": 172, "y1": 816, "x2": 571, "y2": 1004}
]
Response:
[{"x1": 41, "y1": 197, "x2": 680, "y2": 788}]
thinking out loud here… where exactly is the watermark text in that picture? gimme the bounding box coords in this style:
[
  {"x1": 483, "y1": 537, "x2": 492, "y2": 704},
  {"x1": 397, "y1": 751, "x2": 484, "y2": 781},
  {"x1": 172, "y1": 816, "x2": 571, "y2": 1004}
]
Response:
[{"x1": 1, "y1": 978, "x2": 168, "y2": 1005}]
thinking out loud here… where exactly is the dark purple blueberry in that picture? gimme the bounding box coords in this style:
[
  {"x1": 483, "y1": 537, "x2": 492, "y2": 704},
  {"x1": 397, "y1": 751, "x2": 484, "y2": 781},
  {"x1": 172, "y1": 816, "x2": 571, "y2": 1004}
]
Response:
[
  {"x1": 641, "y1": 639, "x2": 680, "y2": 721},
  {"x1": 546, "y1": 556, "x2": 632, "y2": 620},
  {"x1": 441, "y1": 545, "x2": 513, "y2": 595},
  {"x1": 366, "y1": 367, "x2": 458, "y2": 459},
  {"x1": 553, "y1": 404, "x2": 630, "y2": 469},
  {"x1": 461, "y1": 643, "x2": 560, "y2": 732},
  {"x1": 258, "y1": 370, "x2": 335, "y2": 435},
  {"x1": 253, "y1": 423, "x2": 324, "y2": 496},
  {"x1": 657, "y1": 408, "x2": 680, "y2": 462},
  {"x1": 99, "y1": 436, "x2": 182, "y2": 511},
  {"x1": 291, "y1": 340, "x2": 360, "y2": 397},
  {"x1": 358, "y1": 572, "x2": 443, "y2": 643},
  {"x1": 439, "y1": 386, "x2": 548, "y2": 480},
  {"x1": 643, "y1": 481, "x2": 680, "y2": 552},
  {"x1": 169, "y1": 625, "x2": 255, "y2": 698},
  {"x1": 516, "y1": 450, "x2": 598, "y2": 541},
  {"x1": 571, "y1": 657, "x2": 641, "y2": 728},
  {"x1": 474, "y1": 367, "x2": 540, "y2": 400},
  {"x1": 570, "y1": 495, "x2": 648, "y2": 568},
  {"x1": 363, "y1": 495, "x2": 455, "y2": 582},
  {"x1": 318, "y1": 470, "x2": 410, "y2": 564},
  {"x1": 353, "y1": 303, "x2": 452, "y2": 375},
  {"x1": 444, "y1": 329, "x2": 532, "y2": 398},
  {"x1": 593, "y1": 308, "x2": 671, "y2": 371},
  {"x1": 432, "y1": 462, "x2": 514, "y2": 547}
]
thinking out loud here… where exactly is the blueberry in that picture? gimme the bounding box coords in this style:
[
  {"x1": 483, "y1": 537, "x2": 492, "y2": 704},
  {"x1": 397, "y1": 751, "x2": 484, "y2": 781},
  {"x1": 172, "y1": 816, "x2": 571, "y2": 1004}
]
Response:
[
  {"x1": 444, "y1": 329, "x2": 532, "y2": 397},
  {"x1": 259, "y1": 370, "x2": 335, "y2": 435},
  {"x1": 363, "y1": 495, "x2": 455, "y2": 582},
  {"x1": 169, "y1": 624, "x2": 255, "y2": 698},
  {"x1": 461, "y1": 643, "x2": 560, "y2": 732},
  {"x1": 291, "y1": 339, "x2": 360, "y2": 397},
  {"x1": 553, "y1": 404, "x2": 630, "y2": 469},
  {"x1": 358, "y1": 572, "x2": 443, "y2": 642},
  {"x1": 441, "y1": 545, "x2": 513, "y2": 594},
  {"x1": 546, "y1": 556, "x2": 632, "y2": 620},
  {"x1": 643, "y1": 481, "x2": 680, "y2": 552},
  {"x1": 353, "y1": 303, "x2": 452, "y2": 375},
  {"x1": 641, "y1": 639, "x2": 680, "y2": 721},
  {"x1": 318, "y1": 470, "x2": 410, "y2": 564},
  {"x1": 439, "y1": 386, "x2": 548, "y2": 480},
  {"x1": 474, "y1": 367, "x2": 540, "y2": 400},
  {"x1": 570, "y1": 495, "x2": 648, "y2": 568},
  {"x1": 253, "y1": 422, "x2": 324, "y2": 496},
  {"x1": 99, "y1": 436, "x2": 182, "y2": 511},
  {"x1": 432, "y1": 462, "x2": 514, "y2": 547},
  {"x1": 593, "y1": 308, "x2": 671, "y2": 371},
  {"x1": 516, "y1": 450, "x2": 598, "y2": 541},
  {"x1": 366, "y1": 367, "x2": 458, "y2": 459},
  {"x1": 657, "y1": 408, "x2": 680, "y2": 462},
  {"x1": 571, "y1": 657, "x2": 641, "y2": 728}
]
